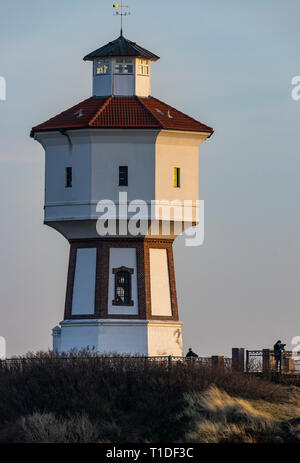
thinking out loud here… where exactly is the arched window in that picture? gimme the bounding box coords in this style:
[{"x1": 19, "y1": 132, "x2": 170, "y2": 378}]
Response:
[{"x1": 112, "y1": 267, "x2": 134, "y2": 306}]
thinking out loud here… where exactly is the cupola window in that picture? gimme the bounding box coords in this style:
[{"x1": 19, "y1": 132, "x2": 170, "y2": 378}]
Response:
[
  {"x1": 112, "y1": 267, "x2": 134, "y2": 306},
  {"x1": 114, "y1": 58, "x2": 133, "y2": 74},
  {"x1": 138, "y1": 59, "x2": 149, "y2": 76},
  {"x1": 95, "y1": 59, "x2": 110, "y2": 75}
]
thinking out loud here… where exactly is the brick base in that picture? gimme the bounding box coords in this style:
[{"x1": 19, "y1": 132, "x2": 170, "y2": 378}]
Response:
[{"x1": 64, "y1": 237, "x2": 179, "y2": 322}]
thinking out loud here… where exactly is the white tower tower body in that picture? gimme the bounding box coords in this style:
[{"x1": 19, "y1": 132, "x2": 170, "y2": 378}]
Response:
[{"x1": 31, "y1": 34, "x2": 213, "y2": 356}]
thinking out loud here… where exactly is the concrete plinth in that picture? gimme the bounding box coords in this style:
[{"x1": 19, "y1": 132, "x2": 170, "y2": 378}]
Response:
[{"x1": 53, "y1": 319, "x2": 183, "y2": 357}]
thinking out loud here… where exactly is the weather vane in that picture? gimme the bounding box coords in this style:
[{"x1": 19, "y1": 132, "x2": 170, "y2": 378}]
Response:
[{"x1": 113, "y1": 1, "x2": 130, "y2": 36}]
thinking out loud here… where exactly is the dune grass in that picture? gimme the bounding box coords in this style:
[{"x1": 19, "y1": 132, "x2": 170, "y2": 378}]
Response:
[
  {"x1": 181, "y1": 386, "x2": 281, "y2": 443},
  {"x1": 0, "y1": 351, "x2": 299, "y2": 443}
]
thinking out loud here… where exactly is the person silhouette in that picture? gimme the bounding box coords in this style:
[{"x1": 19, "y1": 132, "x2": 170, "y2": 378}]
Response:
[
  {"x1": 273, "y1": 340, "x2": 286, "y2": 371},
  {"x1": 186, "y1": 348, "x2": 198, "y2": 359}
]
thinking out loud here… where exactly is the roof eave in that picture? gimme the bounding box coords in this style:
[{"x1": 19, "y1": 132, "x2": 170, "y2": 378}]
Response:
[
  {"x1": 83, "y1": 54, "x2": 160, "y2": 62},
  {"x1": 31, "y1": 126, "x2": 213, "y2": 138},
  {"x1": 31, "y1": 126, "x2": 163, "y2": 137}
]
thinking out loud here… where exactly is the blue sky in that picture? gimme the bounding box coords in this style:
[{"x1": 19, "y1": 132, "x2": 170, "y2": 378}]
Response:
[{"x1": 0, "y1": 0, "x2": 300, "y2": 356}]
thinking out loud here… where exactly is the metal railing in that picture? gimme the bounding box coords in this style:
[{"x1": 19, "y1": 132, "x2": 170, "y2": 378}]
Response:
[
  {"x1": 3, "y1": 350, "x2": 300, "y2": 374},
  {"x1": 0, "y1": 355, "x2": 235, "y2": 370},
  {"x1": 246, "y1": 350, "x2": 300, "y2": 373}
]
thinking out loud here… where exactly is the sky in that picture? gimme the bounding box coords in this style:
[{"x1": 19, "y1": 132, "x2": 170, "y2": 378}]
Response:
[{"x1": 0, "y1": 0, "x2": 300, "y2": 357}]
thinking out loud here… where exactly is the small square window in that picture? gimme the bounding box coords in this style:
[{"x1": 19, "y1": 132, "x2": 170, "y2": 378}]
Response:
[
  {"x1": 124, "y1": 64, "x2": 133, "y2": 74},
  {"x1": 114, "y1": 63, "x2": 123, "y2": 73},
  {"x1": 96, "y1": 59, "x2": 110, "y2": 75},
  {"x1": 66, "y1": 167, "x2": 72, "y2": 188},
  {"x1": 173, "y1": 167, "x2": 180, "y2": 188},
  {"x1": 119, "y1": 166, "x2": 128, "y2": 186},
  {"x1": 137, "y1": 59, "x2": 149, "y2": 76},
  {"x1": 114, "y1": 59, "x2": 133, "y2": 74}
]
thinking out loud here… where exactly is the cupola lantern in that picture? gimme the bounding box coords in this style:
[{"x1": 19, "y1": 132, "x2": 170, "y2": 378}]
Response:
[{"x1": 83, "y1": 35, "x2": 159, "y2": 97}]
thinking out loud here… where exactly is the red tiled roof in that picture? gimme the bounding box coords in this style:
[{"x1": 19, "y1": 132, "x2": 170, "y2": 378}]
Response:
[{"x1": 31, "y1": 96, "x2": 213, "y2": 135}]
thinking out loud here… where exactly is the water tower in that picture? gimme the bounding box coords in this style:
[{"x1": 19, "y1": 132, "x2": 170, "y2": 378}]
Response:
[{"x1": 31, "y1": 13, "x2": 213, "y2": 356}]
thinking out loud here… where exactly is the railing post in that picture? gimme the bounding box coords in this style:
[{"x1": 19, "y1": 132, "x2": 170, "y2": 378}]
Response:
[
  {"x1": 211, "y1": 355, "x2": 224, "y2": 369},
  {"x1": 246, "y1": 350, "x2": 250, "y2": 372},
  {"x1": 283, "y1": 353, "x2": 295, "y2": 373},
  {"x1": 168, "y1": 355, "x2": 172, "y2": 367},
  {"x1": 232, "y1": 348, "x2": 245, "y2": 373},
  {"x1": 262, "y1": 349, "x2": 275, "y2": 373},
  {"x1": 280, "y1": 350, "x2": 283, "y2": 373}
]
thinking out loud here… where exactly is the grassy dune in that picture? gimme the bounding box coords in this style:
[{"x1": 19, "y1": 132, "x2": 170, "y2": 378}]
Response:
[{"x1": 0, "y1": 352, "x2": 300, "y2": 443}]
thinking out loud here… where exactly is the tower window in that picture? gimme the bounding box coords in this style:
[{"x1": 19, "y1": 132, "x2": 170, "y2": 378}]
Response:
[
  {"x1": 138, "y1": 59, "x2": 149, "y2": 75},
  {"x1": 173, "y1": 167, "x2": 180, "y2": 188},
  {"x1": 114, "y1": 58, "x2": 133, "y2": 74},
  {"x1": 65, "y1": 167, "x2": 72, "y2": 188},
  {"x1": 119, "y1": 166, "x2": 128, "y2": 186},
  {"x1": 95, "y1": 59, "x2": 110, "y2": 75},
  {"x1": 112, "y1": 267, "x2": 134, "y2": 306}
]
